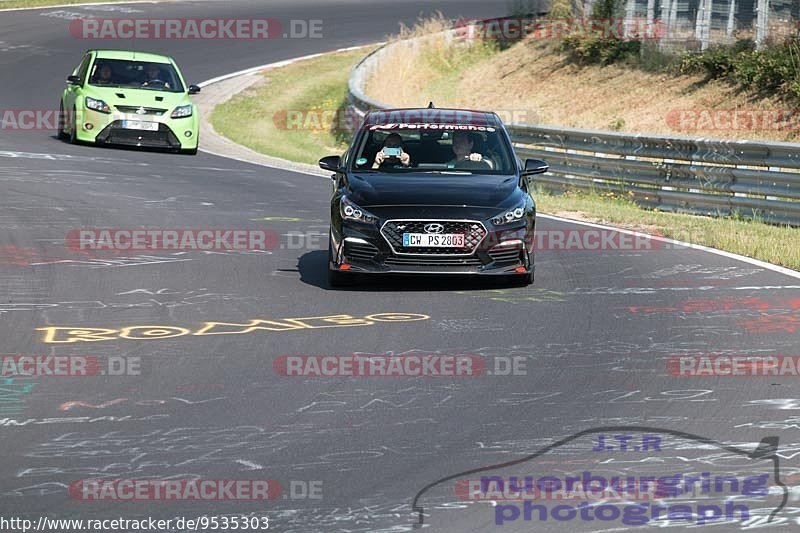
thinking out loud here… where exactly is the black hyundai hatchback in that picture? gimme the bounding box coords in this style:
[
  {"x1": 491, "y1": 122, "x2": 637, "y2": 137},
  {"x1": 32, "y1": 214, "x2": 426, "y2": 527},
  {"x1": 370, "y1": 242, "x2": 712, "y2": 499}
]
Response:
[{"x1": 319, "y1": 108, "x2": 548, "y2": 287}]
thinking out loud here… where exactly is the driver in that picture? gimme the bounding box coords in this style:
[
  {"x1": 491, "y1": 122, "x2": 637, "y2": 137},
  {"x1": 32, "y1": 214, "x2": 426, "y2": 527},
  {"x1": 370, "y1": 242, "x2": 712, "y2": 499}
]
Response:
[
  {"x1": 142, "y1": 64, "x2": 171, "y2": 89},
  {"x1": 448, "y1": 131, "x2": 488, "y2": 168},
  {"x1": 372, "y1": 133, "x2": 411, "y2": 169}
]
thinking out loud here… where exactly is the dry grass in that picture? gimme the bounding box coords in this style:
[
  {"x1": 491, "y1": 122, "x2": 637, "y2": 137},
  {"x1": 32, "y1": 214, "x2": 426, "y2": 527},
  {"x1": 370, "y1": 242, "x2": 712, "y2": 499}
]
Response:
[
  {"x1": 212, "y1": 49, "x2": 370, "y2": 164},
  {"x1": 365, "y1": 31, "x2": 800, "y2": 142},
  {"x1": 366, "y1": 28, "x2": 500, "y2": 110},
  {"x1": 535, "y1": 188, "x2": 800, "y2": 270}
]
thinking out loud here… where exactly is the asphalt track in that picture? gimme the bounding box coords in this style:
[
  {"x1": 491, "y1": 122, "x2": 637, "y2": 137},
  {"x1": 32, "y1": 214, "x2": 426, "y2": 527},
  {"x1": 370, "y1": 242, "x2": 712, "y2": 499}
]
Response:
[{"x1": 0, "y1": 1, "x2": 799, "y2": 531}]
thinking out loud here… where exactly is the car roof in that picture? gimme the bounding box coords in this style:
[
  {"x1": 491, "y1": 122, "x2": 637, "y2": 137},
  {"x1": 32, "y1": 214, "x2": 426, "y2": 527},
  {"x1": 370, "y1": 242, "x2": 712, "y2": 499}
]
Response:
[
  {"x1": 362, "y1": 107, "x2": 501, "y2": 128},
  {"x1": 90, "y1": 49, "x2": 174, "y2": 64}
]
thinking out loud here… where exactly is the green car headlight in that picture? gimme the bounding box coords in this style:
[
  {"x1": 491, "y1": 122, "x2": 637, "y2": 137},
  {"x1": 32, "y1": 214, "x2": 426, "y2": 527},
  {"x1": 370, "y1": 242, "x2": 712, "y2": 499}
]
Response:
[
  {"x1": 85, "y1": 97, "x2": 111, "y2": 114},
  {"x1": 171, "y1": 104, "x2": 193, "y2": 119}
]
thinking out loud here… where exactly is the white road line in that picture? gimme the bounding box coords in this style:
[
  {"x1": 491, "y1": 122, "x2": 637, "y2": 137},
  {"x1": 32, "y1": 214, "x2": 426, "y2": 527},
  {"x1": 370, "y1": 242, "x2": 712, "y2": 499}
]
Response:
[
  {"x1": 0, "y1": 0, "x2": 160, "y2": 12},
  {"x1": 538, "y1": 214, "x2": 800, "y2": 280},
  {"x1": 197, "y1": 44, "x2": 381, "y2": 88}
]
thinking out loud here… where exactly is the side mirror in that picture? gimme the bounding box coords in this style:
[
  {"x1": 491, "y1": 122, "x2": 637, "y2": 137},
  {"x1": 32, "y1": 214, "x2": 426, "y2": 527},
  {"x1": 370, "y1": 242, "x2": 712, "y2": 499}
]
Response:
[
  {"x1": 319, "y1": 155, "x2": 342, "y2": 172},
  {"x1": 188, "y1": 85, "x2": 201, "y2": 95},
  {"x1": 521, "y1": 158, "x2": 549, "y2": 177},
  {"x1": 67, "y1": 75, "x2": 82, "y2": 85}
]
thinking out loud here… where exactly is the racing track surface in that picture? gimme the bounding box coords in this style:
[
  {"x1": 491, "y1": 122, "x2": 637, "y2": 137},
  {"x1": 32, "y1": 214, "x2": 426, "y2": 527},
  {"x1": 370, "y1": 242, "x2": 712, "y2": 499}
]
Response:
[{"x1": 0, "y1": 1, "x2": 799, "y2": 531}]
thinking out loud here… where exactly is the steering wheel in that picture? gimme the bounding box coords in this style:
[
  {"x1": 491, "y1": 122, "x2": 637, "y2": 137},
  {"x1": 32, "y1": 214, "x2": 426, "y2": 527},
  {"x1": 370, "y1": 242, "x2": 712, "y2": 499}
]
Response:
[{"x1": 143, "y1": 79, "x2": 167, "y2": 87}]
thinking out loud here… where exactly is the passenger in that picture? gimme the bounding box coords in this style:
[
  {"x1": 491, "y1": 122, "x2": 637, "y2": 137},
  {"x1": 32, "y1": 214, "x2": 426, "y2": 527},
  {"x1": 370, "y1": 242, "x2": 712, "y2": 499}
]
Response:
[
  {"x1": 372, "y1": 133, "x2": 411, "y2": 169},
  {"x1": 93, "y1": 64, "x2": 114, "y2": 85}
]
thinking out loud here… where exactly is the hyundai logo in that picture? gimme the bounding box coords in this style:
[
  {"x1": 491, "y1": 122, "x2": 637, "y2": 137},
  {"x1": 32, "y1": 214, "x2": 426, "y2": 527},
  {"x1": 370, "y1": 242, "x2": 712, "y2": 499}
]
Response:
[
  {"x1": 136, "y1": 106, "x2": 147, "y2": 115},
  {"x1": 424, "y1": 223, "x2": 444, "y2": 234}
]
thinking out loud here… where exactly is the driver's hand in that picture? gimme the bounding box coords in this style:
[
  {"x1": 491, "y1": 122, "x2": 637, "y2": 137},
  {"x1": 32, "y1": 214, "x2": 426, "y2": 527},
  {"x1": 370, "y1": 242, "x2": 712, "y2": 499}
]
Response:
[
  {"x1": 372, "y1": 151, "x2": 386, "y2": 168},
  {"x1": 399, "y1": 150, "x2": 411, "y2": 166},
  {"x1": 467, "y1": 153, "x2": 483, "y2": 162}
]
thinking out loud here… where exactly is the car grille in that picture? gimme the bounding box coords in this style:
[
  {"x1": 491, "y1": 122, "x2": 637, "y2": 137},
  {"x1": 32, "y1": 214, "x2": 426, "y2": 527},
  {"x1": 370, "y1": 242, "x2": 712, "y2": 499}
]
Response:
[
  {"x1": 344, "y1": 240, "x2": 379, "y2": 262},
  {"x1": 384, "y1": 256, "x2": 483, "y2": 266},
  {"x1": 115, "y1": 106, "x2": 167, "y2": 116},
  {"x1": 97, "y1": 121, "x2": 180, "y2": 149},
  {"x1": 488, "y1": 247, "x2": 522, "y2": 263},
  {"x1": 381, "y1": 220, "x2": 486, "y2": 255}
]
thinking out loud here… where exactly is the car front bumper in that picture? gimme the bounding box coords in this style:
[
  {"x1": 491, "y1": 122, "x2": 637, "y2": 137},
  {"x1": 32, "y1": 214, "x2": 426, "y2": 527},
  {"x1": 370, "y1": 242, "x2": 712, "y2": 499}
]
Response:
[
  {"x1": 330, "y1": 218, "x2": 534, "y2": 276},
  {"x1": 75, "y1": 108, "x2": 198, "y2": 150}
]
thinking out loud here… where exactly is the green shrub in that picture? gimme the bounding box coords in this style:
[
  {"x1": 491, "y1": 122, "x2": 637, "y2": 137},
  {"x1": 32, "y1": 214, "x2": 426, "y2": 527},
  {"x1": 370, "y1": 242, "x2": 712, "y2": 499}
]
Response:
[
  {"x1": 675, "y1": 38, "x2": 800, "y2": 101},
  {"x1": 681, "y1": 45, "x2": 737, "y2": 77},
  {"x1": 559, "y1": 0, "x2": 643, "y2": 66},
  {"x1": 733, "y1": 40, "x2": 800, "y2": 93},
  {"x1": 562, "y1": 34, "x2": 641, "y2": 65}
]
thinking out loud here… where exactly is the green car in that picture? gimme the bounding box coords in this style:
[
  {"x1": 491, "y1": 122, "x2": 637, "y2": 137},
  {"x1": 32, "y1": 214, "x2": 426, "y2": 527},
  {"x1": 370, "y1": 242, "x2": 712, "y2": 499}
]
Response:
[{"x1": 59, "y1": 49, "x2": 200, "y2": 155}]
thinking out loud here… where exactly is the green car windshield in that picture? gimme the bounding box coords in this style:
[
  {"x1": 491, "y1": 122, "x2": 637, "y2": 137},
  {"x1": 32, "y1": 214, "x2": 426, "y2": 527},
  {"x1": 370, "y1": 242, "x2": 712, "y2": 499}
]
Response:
[{"x1": 88, "y1": 59, "x2": 185, "y2": 93}]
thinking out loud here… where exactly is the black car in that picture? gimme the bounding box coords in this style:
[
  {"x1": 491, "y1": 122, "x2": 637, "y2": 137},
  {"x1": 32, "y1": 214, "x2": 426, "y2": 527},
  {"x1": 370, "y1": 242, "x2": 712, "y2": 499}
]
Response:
[{"x1": 319, "y1": 108, "x2": 548, "y2": 287}]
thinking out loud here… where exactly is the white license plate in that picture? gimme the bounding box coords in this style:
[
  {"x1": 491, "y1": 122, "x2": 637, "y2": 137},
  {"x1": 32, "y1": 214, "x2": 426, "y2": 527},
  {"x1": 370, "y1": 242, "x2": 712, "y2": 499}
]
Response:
[
  {"x1": 121, "y1": 120, "x2": 158, "y2": 131},
  {"x1": 403, "y1": 233, "x2": 465, "y2": 247}
]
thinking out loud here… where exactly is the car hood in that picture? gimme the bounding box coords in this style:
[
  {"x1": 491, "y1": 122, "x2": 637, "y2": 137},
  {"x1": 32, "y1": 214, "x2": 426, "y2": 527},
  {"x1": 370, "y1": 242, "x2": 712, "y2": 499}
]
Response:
[
  {"x1": 346, "y1": 172, "x2": 520, "y2": 209},
  {"x1": 85, "y1": 86, "x2": 190, "y2": 110}
]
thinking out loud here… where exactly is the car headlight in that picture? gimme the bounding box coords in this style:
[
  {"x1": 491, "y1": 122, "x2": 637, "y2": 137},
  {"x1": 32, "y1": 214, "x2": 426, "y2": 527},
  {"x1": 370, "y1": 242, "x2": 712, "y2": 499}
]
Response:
[
  {"x1": 85, "y1": 97, "x2": 110, "y2": 114},
  {"x1": 171, "y1": 104, "x2": 193, "y2": 119},
  {"x1": 491, "y1": 205, "x2": 527, "y2": 226},
  {"x1": 340, "y1": 196, "x2": 378, "y2": 224}
]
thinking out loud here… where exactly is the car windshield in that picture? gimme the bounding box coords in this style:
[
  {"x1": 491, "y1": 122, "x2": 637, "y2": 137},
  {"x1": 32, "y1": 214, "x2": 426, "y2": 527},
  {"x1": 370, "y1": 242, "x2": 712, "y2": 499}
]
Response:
[
  {"x1": 352, "y1": 123, "x2": 515, "y2": 174},
  {"x1": 88, "y1": 59, "x2": 185, "y2": 93}
]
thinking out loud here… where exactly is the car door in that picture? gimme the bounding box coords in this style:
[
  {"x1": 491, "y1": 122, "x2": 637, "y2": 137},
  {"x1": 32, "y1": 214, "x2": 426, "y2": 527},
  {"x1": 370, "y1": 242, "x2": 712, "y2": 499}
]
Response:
[{"x1": 63, "y1": 52, "x2": 93, "y2": 112}]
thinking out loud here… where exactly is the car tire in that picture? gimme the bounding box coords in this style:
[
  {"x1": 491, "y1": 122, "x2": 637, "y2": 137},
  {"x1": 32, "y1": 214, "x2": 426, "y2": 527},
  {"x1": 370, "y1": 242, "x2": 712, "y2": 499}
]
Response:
[
  {"x1": 328, "y1": 268, "x2": 349, "y2": 288},
  {"x1": 68, "y1": 106, "x2": 78, "y2": 144},
  {"x1": 327, "y1": 239, "x2": 352, "y2": 287},
  {"x1": 57, "y1": 102, "x2": 69, "y2": 141},
  {"x1": 507, "y1": 270, "x2": 534, "y2": 287},
  {"x1": 181, "y1": 147, "x2": 198, "y2": 155}
]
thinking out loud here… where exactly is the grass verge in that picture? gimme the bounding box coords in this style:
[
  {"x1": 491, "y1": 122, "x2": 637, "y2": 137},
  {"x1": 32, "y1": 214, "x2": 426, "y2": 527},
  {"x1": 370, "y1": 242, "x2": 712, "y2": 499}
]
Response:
[
  {"x1": 0, "y1": 0, "x2": 139, "y2": 9},
  {"x1": 535, "y1": 187, "x2": 800, "y2": 271},
  {"x1": 211, "y1": 48, "x2": 369, "y2": 165}
]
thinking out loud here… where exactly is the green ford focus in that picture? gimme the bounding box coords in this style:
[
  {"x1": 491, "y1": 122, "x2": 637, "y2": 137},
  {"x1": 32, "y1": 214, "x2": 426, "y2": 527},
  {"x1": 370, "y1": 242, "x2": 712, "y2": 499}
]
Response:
[{"x1": 59, "y1": 49, "x2": 201, "y2": 155}]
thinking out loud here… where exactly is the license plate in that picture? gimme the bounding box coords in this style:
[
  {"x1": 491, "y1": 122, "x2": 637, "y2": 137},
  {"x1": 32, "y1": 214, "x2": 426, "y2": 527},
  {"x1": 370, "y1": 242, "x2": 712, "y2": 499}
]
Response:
[
  {"x1": 121, "y1": 120, "x2": 158, "y2": 131},
  {"x1": 403, "y1": 233, "x2": 465, "y2": 247}
]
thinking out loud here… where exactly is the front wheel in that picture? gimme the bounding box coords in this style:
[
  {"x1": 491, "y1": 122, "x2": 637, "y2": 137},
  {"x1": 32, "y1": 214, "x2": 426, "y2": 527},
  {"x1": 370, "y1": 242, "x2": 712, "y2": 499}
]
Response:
[
  {"x1": 57, "y1": 101, "x2": 69, "y2": 140},
  {"x1": 181, "y1": 147, "x2": 198, "y2": 155},
  {"x1": 507, "y1": 274, "x2": 533, "y2": 287},
  {"x1": 327, "y1": 238, "x2": 353, "y2": 287},
  {"x1": 68, "y1": 106, "x2": 78, "y2": 144},
  {"x1": 328, "y1": 267, "x2": 349, "y2": 288}
]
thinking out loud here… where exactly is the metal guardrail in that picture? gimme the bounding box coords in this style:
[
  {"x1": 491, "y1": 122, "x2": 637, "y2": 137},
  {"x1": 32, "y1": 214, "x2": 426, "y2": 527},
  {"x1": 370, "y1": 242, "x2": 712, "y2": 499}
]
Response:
[{"x1": 347, "y1": 37, "x2": 800, "y2": 226}]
